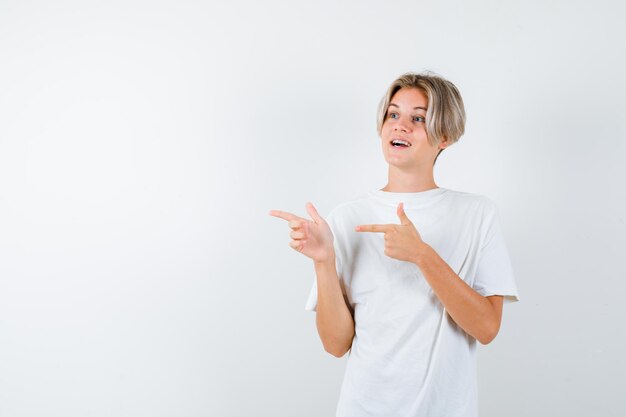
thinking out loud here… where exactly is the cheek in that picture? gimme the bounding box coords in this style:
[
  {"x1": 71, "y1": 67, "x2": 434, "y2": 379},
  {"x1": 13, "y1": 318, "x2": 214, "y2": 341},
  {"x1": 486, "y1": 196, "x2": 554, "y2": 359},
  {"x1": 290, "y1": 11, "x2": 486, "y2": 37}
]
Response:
[
  {"x1": 380, "y1": 126, "x2": 389, "y2": 142},
  {"x1": 411, "y1": 123, "x2": 424, "y2": 133},
  {"x1": 412, "y1": 128, "x2": 429, "y2": 143},
  {"x1": 381, "y1": 121, "x2": 393, "y2": 135}
]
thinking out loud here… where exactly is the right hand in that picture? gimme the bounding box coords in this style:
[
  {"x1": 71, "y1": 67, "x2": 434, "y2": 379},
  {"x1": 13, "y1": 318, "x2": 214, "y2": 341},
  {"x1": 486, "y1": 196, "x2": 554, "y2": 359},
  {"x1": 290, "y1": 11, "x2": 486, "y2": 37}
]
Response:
[{"x1": 269, "y1": 202, "x2": 335, "y2": 263}]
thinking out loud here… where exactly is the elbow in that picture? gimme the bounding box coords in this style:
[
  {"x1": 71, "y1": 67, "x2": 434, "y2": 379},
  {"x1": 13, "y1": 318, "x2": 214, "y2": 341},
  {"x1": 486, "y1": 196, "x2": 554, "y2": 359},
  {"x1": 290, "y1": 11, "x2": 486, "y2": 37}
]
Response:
[
  {"x1": 323, "y1": 336, "x2": 353, "y2": 357},
  {"x1": 325, "y1": 343, "x2": 351, "y2": 358},
  {"x1": 478, "y1": 333, "x2": 496, "y2": 345},
  {"x1": 477, "y1": 322, "x2": 500, "y2": 345},
  {"x1": 319, "y1": 325, "x2": 355, "y2": 358},
  {"x1": 317, "y1": 317, "x2": 355, "y2": 358}
]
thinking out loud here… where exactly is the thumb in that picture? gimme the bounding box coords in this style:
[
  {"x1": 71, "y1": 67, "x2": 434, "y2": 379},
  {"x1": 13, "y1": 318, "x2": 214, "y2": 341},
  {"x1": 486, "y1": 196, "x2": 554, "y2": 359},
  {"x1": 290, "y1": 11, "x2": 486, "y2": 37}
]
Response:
[
  {"x1": 306, "y1": 202, "x2": 324, "y2": 224},
  {"x1": 397, "y1": 202, "x2": 412, "y2": 225}
]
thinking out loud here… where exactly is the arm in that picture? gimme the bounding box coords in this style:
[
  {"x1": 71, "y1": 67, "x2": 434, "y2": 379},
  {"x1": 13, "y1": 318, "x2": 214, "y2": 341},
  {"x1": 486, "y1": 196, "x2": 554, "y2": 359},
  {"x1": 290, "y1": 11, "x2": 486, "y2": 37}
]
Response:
[
  {"x1": 414, "y1": 245, "x2": 503, "y2": 345},
  {"x1": 356, "y1": 202, "x2": 506, "y2": 345},
  {"x1": 314, "y1": 256, "x2": 355, "y2": 357}
]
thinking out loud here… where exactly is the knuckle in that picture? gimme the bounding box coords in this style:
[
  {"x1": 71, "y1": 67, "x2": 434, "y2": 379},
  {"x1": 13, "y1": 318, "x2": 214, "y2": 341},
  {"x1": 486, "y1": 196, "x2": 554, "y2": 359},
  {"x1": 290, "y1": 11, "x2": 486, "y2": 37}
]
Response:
[{"x1": 289, "y1": 220, "x2": 304, "y2": 229}]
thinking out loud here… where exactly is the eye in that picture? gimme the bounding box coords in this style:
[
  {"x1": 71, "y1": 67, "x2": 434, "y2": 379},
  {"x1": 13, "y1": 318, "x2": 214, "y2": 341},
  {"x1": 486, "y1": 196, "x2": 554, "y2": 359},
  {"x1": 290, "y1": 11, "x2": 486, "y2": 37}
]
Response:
[{"x1": 413, "y1": 116, "x2": 425, "y2": 123}]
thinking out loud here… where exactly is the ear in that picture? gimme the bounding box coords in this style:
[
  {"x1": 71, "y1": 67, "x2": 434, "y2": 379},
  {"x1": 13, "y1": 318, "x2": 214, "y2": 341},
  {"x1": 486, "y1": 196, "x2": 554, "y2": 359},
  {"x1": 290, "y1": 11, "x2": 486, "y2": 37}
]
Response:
[{"x1": 439, "y1": 137, "x2": 449, "y2": 150}]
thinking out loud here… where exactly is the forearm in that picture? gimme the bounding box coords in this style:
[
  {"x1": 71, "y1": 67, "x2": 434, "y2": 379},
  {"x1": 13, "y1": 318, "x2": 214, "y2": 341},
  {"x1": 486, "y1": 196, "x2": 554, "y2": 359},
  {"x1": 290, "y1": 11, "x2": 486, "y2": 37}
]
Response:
[
  {"x1": 414, "y1": 245, "x2": 499, "y2": 344},
  {"x1": 314, "y1": 257, "x2": 355, "y2": 357}
]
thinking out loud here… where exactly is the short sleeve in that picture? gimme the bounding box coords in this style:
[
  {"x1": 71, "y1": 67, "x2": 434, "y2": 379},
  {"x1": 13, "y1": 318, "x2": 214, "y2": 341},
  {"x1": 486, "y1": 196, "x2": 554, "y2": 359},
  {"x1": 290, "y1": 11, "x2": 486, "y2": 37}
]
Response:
[
  {"x1": 472, "y1": 201, "x2": 520, "y2": 304},
  {"x1": 304, "y1": 208, "x2": 345, "y2": 312}
]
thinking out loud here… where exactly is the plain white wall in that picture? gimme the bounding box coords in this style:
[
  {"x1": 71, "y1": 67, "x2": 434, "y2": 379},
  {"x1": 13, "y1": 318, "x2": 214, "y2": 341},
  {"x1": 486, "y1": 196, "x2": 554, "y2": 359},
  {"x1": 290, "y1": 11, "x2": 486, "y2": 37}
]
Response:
[{"x1": 1, "y1": 0, "x2": 624, "y2": 416}]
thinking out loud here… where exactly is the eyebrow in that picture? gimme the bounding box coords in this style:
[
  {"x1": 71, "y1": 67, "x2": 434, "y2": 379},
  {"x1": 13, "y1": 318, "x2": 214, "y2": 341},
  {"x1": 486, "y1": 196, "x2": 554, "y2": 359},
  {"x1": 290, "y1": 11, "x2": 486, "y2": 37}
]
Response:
[{"x1": 388, "y1": 103, "x2": 427, "y2": 111}]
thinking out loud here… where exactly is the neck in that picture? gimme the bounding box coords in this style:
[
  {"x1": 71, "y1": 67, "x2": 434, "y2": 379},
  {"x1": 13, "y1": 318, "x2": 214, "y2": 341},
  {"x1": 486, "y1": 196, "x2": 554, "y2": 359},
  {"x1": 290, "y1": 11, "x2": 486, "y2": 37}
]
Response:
[{"x1": 382, "y1": 165, "x2": 437, "y2": 193}]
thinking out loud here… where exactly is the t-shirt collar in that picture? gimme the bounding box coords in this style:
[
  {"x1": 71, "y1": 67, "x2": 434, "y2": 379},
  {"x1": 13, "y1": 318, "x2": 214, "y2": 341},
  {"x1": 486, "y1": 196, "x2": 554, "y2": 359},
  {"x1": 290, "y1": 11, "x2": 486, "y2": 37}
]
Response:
[{"x1": 368, "y1": 187, "x2": 449, "y2": 208}]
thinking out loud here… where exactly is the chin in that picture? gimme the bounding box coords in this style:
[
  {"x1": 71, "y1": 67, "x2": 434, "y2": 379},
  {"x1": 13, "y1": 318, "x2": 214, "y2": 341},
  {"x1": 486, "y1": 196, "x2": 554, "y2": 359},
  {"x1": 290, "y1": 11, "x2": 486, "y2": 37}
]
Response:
[{"x1": 384, "y1": 158, "x2": 414, "y2": 169}]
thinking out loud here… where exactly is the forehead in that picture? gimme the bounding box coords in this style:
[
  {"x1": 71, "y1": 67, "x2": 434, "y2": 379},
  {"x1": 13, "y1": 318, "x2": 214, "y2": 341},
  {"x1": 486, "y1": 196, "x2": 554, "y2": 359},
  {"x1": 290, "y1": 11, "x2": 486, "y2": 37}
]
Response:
[{"x1": 389, "y1": 87, "x2": 428, "y2": 109}]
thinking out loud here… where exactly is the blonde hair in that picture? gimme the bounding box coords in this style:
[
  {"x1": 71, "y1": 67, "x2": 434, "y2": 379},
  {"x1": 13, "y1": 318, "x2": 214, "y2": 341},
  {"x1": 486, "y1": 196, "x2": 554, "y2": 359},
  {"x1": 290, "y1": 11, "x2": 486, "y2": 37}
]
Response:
[{"x1": 377, "y1": 72, "x2": 466, "y2": 155}]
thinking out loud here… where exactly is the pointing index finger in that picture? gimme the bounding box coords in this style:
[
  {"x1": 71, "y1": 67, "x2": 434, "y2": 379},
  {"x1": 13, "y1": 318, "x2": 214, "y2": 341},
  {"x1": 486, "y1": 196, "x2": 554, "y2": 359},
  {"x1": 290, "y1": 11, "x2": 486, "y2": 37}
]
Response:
[
  {"x1": 269, "y1": 210, "x2": 300, "y2": 222},
  {"x1": 355, "y1": 224, "x2": 392, "y2": 233}
]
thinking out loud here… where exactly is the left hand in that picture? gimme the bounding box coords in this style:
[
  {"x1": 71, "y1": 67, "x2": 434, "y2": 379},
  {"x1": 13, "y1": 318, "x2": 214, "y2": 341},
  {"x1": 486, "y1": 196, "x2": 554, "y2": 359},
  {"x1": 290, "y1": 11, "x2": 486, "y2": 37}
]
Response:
[{"x1": 355, "y1": 202, "x2": 429, "y2": 264}]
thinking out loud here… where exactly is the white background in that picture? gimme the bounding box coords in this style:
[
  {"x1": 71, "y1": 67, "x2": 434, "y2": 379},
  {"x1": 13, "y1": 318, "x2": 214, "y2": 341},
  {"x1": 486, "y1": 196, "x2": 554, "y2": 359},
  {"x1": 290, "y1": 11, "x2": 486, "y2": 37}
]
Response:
[{"x1": 1, "y1": 0, "x2": 625, "y2": 416}]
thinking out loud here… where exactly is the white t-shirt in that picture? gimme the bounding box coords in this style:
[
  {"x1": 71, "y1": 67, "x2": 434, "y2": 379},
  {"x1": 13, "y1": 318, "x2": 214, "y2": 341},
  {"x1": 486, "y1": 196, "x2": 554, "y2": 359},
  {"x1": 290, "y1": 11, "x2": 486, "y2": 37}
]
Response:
[{"x1": 305, "y1": 187, "x2": 519, "y2": 417}]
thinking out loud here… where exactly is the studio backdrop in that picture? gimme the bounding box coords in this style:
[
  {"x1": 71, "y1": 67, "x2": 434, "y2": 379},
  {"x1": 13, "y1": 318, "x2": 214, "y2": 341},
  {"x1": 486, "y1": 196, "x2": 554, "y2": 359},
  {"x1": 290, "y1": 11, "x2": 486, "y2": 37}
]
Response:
[{"x1": 0, "y1": 0, "x2": 624, "y2": 416}]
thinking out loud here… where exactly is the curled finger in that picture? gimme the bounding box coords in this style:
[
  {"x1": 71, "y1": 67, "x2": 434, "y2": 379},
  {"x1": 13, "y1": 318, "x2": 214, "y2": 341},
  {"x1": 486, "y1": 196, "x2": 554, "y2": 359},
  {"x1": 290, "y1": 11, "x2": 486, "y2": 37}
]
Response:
[
  {"x1": 288, "y1": 219, "x2": 305, "y2": 230},
  {"x1": 289, "y1": 239, "x2": 305, "y2": 252},
  {"x1": 290, "y1": 230, "x2": 306, "y2": 240}
]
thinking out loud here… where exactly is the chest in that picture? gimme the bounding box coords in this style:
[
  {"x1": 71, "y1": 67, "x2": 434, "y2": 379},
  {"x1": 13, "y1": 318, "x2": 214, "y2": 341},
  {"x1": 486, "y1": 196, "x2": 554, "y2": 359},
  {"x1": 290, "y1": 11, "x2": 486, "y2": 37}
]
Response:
[{"x1": 339, "y1": 211, "x2": 481, "y2": 313}]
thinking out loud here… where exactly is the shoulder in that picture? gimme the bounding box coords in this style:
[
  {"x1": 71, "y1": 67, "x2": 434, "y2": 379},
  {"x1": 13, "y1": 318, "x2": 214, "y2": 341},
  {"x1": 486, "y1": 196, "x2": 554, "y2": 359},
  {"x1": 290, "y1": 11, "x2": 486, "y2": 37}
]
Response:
[
  {"x1": 326, "y1": 193, "x2": 371, "y2": 220},
  {"x1": 442, "y1": 188, "x2": 498, "y2": 214}
]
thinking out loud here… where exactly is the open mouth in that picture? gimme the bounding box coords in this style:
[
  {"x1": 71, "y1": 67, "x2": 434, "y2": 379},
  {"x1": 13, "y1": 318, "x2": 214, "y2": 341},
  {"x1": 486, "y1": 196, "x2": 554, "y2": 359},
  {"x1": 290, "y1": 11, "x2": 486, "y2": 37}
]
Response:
[{"x1": 390, "y1": 139, "x2": 412, "y2": 148}]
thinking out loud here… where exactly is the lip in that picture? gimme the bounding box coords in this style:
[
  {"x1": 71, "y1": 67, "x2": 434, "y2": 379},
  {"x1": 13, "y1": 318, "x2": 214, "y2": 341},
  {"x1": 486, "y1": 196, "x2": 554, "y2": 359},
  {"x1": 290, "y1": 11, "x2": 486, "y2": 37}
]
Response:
[{"x1": 389, "y1": 137, "x2": 413, "y2": 147}]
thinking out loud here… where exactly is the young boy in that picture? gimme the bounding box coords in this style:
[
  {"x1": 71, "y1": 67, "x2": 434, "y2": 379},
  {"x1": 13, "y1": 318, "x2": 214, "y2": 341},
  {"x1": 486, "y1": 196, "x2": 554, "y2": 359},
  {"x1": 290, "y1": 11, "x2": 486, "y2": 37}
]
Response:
[{"x1": 270, "y1": 72, "x2": 520, "y2": 417}]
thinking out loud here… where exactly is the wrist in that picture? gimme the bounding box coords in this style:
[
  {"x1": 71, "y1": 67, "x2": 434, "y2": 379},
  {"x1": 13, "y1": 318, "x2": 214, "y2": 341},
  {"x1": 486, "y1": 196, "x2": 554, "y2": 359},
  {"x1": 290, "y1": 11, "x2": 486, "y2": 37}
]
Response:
[
  {"x1": 314, "y1": 252, "x2": 336, "y2": 267},
  {"x1": 413, "y1": 243, "x2": 434, "y2": 267}
]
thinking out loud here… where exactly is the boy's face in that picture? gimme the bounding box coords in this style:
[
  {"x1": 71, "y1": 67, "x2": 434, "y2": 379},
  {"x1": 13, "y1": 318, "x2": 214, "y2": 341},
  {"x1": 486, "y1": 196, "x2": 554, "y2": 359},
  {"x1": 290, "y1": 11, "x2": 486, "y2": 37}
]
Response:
[{"x1": 380, "y1": 87, "x2": 446, "y2": 169}]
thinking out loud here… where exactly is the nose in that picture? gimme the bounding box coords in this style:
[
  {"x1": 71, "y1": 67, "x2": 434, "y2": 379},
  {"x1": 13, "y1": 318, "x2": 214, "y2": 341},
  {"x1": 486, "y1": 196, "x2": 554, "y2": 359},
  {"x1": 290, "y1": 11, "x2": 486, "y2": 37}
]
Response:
[{"x1": 393, "y1": 117, "x2": 411, "y2": 133}]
